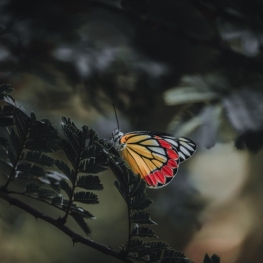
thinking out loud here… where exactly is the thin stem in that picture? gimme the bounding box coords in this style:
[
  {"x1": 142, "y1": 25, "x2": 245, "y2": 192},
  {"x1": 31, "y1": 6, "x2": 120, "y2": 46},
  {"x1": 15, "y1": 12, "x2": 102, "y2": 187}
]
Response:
[
  {"x1": 2, "y1": 126, "x2": 29, "y2": 189},
  {"x1": 62, "y1": 134, "x2": 84, "y2": 222},
  {"x1": 0, "y1": 190, "x2": 134, "y2": 263}
]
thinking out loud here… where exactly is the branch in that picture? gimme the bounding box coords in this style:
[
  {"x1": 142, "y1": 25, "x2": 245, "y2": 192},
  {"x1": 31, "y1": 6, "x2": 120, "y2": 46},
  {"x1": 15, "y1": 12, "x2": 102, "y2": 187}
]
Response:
[{"x1": 0, "y1": 190, "x2": 134, "y2": 263}]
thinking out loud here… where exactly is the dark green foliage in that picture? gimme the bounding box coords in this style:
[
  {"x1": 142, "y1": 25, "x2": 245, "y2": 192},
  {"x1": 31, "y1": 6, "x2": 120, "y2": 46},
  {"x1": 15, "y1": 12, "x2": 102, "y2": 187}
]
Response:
[
  {"x1": 78, "y1": 158, "x2": 107, "y2": 174},
  {"x1": 130, "y1": 211, "x2": 157, "y2": 225},
  {"x1": 161, "y1": 250, "x2": 191, "y2": 263},
  {"x1": 22, "y1": 151, "x2": 54, "y2": 167},
  {"x1": 105, "y1": 148, "x2": 191, "y2": 263},
  {"x1": 73, "y1": 191, "x2": 99, "y2": 204},
  {"x1": 55, "y1": 160, "x2": 75, "y2": 183},
  {"x1": 203, "y1": 254, "x2": 220, "y2": 263},
  {"x1": 130, "y1": 194, "x2": 152, "y2": 211},
  {"x1": 77, "y1": 175, "x2": 103, "y2": 191},
  {"x1": 0, "y1": 85, "x2": 219, "y2": 261},
  {"x1": 131, "y1": 226, "x2": 157, "y2": 238},
  {"x1": 71, "y1": 213, "x2": 91, "y2": 236},
  {"x1": 60, "y1": 180, "x2": 72, "y2": 198}
]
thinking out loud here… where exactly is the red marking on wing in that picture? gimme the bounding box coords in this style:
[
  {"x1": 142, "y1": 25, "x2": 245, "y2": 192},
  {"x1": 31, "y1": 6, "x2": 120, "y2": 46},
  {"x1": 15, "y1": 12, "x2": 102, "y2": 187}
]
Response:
[
  {"x1": 161, "y1": 166, "x2": 173, "y2": 177},
  {"x1": 158, "y1": 140, "x2": 172, "y2": 149},
  {"x1": 145, "y1": 175, "x2": 153, "y2": 186},
  {"x1": 153, "y1": 171, "x2": 166, "y2": 184},
  {"x1": 167, "y1": 149, "x2": 178, "y2": 159},
  {"x1": 145, "y1": 174, "x2": 158, "y2": 187},
  {"x1": 167, "y1": 159, "x2": 178, "y2": 168}
]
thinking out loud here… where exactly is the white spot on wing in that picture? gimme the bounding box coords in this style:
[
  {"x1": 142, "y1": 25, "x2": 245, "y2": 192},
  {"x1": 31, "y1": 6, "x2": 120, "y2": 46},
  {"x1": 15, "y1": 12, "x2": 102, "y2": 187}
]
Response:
[
  {"x1": 165, "y1": 139, "x2": 178, "y2": 147},
  {"x1": 180, "y1": 141, "x2": 195, "y2": 151},
  {"x1": 179, "y1": 146, "x2": 191, "y2": 156},
  {"x1": 149, "y1": 147, "x2": 166, "y2": 155}
]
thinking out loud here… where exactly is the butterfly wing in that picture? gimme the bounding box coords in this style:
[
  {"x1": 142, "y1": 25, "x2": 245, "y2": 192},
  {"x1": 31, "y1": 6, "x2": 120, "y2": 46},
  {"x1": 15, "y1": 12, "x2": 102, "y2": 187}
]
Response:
[
  {"x1": 160, "y1": 136, "x2": 196, "y2": 163},
  {"x1": 118, "y1": 132, "x2": 180, "y2": 188}
]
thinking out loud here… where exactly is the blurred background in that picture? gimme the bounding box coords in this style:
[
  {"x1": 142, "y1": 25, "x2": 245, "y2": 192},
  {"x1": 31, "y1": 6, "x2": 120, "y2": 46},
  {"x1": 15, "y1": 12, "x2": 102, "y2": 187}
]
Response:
[{"x1": 1, "y1": 0, "x2": 263, "y2": 262}]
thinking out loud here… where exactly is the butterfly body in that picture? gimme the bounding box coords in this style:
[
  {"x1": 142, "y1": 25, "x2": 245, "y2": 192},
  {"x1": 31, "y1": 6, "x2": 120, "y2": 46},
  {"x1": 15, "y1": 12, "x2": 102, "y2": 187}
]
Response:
[{"x1": 112, "y1": 129, "x2": 196, "y2": 189}]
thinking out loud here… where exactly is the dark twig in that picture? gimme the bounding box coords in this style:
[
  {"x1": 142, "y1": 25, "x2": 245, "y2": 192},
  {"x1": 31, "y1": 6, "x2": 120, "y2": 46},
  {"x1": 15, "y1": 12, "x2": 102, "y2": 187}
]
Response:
[{"x1": 0, "y1": 190, "x2": 134, "y2": 263}]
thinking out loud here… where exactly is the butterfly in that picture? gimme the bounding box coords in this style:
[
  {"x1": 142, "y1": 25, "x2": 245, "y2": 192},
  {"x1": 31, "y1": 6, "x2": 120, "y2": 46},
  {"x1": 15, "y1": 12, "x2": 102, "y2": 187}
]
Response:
[{"x1": 112, "y1": 129, "x2": 196, "y2": 189}]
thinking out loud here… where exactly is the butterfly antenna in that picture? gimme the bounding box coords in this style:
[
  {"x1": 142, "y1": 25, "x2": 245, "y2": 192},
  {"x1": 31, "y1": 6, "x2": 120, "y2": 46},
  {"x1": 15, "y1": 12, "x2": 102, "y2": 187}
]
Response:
[{"x1": 112, "y1": 103, "x2": 120, "y2": 130}]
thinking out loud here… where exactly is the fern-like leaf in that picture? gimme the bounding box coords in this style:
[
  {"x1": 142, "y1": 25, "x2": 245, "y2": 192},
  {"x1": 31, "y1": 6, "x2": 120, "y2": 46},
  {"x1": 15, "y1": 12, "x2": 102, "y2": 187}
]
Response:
[
  {"x1": 55, "y1": 160, "x2": 75, "y2": 183},
  {"x1": 71, "y1": 213, "x2": 91, "y2": 236},
  {"x1": 131, "y1": 226, "x2": 157, "y2": 238},
  {"x1": 161, "y1": 250, "x2": 190, "y2": 263},
  {"x1": 79, "y1": 158, "x2": 107, "y2": 174},
  {"x1": 131, "y1": 194, "x2": 152, "y2": 211},
  {"x1": 61, "y1": 116, "x2": 82, "y2": 157},
  {"x1": 77, "y1": 175, "x2": 103, "y2": 191},
  {"x1": 73, "y1": 191, "x2": 98, "y2": 204},
  {"x1": 130, "y1": 211, "x2": 157, "y2": 225},
  {"x1": 60, "y1": 180, "x2": 72, "y2": 198},
  {"x1": 16, "y1": 162, "x2": 46, "y2": 177},
  {"x1": 22, "y1": 151, "x2": 54, "y2": 167}
]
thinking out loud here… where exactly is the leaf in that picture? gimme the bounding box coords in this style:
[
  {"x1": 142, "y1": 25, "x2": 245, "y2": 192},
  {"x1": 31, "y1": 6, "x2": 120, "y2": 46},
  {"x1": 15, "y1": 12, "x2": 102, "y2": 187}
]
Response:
[
  {"x1": 23, "y1": 151, "x2": 54, "y2": 167},
  {"x1": 71, "y1": 213, "x2": 91, "y2": 236},
  {"x1": 73, "y1": 191, "x2": 98, "y2": 204},
  {"x1": 203, "y1": 254, "x2": 220, "y2": 263},
  {"x1": 131, "y1": 194, "x2": 152, "y2": 211},
  {"x1": 79, "y1": 158, "x2": 107, "y2": 174},
  {"x1": 129, "y1": 239, "x2": 144, "y2": 252},
  {"x1": 77, "y1": 175, "x2": 103, "y2": 191},
  {"x1": 12, "y1": 107, "x2": 30, "y2": 141},
  {"x1": 9, "y1": 128, "x2": 21, "y2": 153},
  {"x1": 131, "y1": 226, "x2": 157, "y2": 238},
  {"x1": 0, "y1": 137, "x2": 8, "y2": 148},
  {"x1": 60, "y1": 180, "x2": 72, "y2": 198},
  {"x1": 26, "y1": 119, "x2": 59, "y2": 152},
  {"x1": 86, "y1": 128, "x2": 98, "y2": 146},
  {"x1": 52, "y1": 196, "x2": 69, "y2": 209},
  {"x1": 61, "y1": 116, "x2": 82, "y2": 157},
  {"x1": 69, "y1": 206, "x2": 96, "y2": 219},
  {"x1": 55, "y1": 159, "x2": 75, "y2": 183},
  {"x1": 38, "y1": 188, "x2": 58, "y2": 198},
  {"x1": 16, "y1": 162, "x2": 46, "y2": 177},
  {"x1": 7, "y1": 147, "x2": 16, "y2": 166},
  {"x1": 130, "y1": 211, "x2": 157, "y2": 225},
  {"x1": 129, "y1": 175, "x2": 146, "y2": 197},
  {"x1": 81, "y1": 144, "x2": 103, "y2": 159},
  {"x1": 25, "y1": 183, "x2": 40, "y2": 193},
  {"x1": 161, "y1": 250, "x2": 190, "y2": 263},
  {"x1": 138, "y1": 241, "x2": 168, "y2": 258},
  {"x1": 0, "y1": 83, "x2": 14, "y2": 98},
  {"x1": 60, "y1": 139, "x2": 77, "y2": 168},
  {"x1": 235, "y1": 129, "x2": 263, "y2": 153},
  {"x1": 0, "y1": 117, "x2": 13, "y2": 127}
]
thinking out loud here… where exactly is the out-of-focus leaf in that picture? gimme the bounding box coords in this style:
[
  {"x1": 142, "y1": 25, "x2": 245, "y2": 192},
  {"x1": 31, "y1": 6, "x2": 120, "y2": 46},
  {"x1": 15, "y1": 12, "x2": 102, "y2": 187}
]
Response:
[
  {"x1": 235, "y1": 129, "x2": 263, "y2": 152},
  {"x1": 203, "y1": 253, "x2": 220, "y2": 263}
]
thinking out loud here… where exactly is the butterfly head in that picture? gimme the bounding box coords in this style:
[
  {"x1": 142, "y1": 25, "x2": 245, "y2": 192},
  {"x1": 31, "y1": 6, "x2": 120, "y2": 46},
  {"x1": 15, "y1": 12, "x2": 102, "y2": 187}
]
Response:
[{"x1": 112, "y1": 129, "x2": 124, "y2": 145}]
